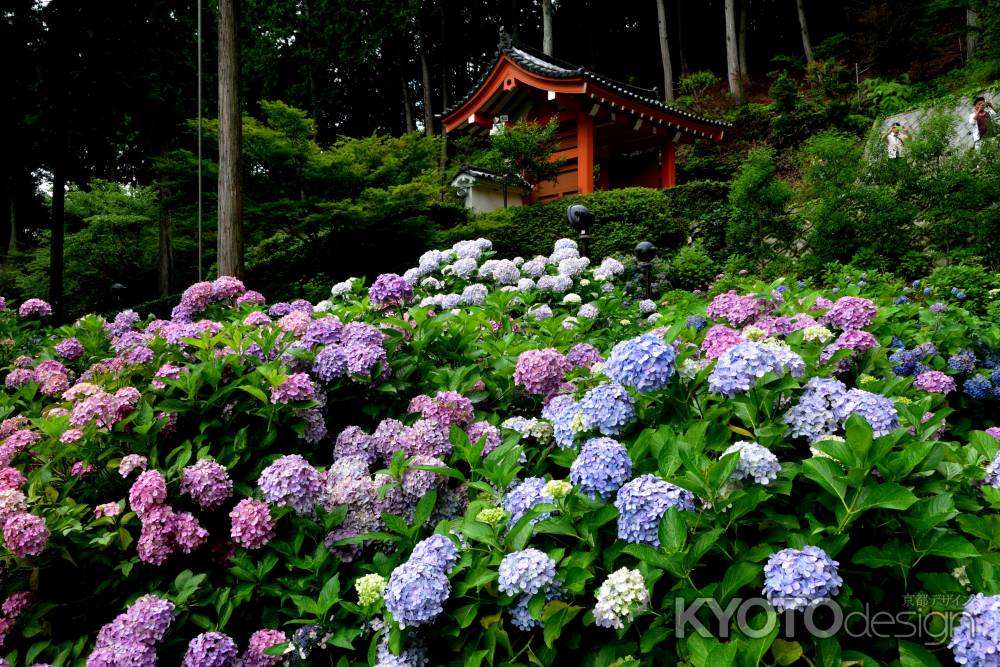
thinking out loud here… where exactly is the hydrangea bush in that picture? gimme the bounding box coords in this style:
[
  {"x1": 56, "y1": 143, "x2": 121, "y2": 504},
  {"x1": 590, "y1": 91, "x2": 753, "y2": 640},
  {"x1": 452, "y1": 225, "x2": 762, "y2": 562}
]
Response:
[{"x1": 0, "y1": 246, "x2": 998, "y2": 665}]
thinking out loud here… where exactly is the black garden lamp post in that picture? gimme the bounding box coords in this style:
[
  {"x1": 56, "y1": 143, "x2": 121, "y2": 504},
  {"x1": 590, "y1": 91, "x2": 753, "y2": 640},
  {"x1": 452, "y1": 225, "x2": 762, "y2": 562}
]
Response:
[
  {"x1": 567, "y1": 204, "x2": 595, "y2": 258},
  {"x1": 111, "y1": 282, "x2": 126, "y2": 307},
  {"x1": 633, "y1": 241, "x2": 657, "y2": 300}
]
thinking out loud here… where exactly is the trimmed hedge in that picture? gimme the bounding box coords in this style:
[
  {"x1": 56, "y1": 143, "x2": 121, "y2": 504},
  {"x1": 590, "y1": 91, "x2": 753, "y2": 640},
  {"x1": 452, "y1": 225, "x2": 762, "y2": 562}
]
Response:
[{"x1": 439, "y1": 183, "x2": 730, "y2": 259}]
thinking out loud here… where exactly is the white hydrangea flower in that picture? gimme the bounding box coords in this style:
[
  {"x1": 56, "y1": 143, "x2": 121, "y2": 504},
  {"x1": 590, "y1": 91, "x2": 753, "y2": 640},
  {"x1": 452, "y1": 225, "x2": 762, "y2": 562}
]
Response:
[{"x1": 594, "y1": 568, "x2": 649, "y2": 629}]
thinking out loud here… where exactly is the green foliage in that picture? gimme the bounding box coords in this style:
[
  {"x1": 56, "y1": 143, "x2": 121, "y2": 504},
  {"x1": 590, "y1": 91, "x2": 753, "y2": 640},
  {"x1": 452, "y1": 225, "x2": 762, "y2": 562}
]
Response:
[
  {"x1": 481, "y1": 118, "x2": 565, "y2": 193},
  {"x1": 768, "y1": 71, "x2": 799, "y2": 113},
  {"x1": 925, "y1": 264, "x2": 1000, "y2": 314},
  {"x1": 443, "y1": 188, "x2": 687, "y2": 259},
  {"x1": 668, "y1": 243, "x2": 717, "y2": 290},
  {"x1": 726, "y1": 148, "x2": 795, "y2": 266}
]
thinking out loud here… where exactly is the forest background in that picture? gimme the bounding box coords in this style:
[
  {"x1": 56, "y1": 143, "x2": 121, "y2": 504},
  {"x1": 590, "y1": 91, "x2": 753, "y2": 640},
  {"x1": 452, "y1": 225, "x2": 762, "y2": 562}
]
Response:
[{"x1": 3, "y1": 0, "x2": 1000, "y2": 319}]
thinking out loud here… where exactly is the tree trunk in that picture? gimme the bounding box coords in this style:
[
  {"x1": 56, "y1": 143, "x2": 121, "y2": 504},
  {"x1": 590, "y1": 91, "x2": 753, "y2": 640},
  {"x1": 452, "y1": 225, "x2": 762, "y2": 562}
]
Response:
[
  {"x1": 417, "y1": 18, "x2": 434, "y2": 137},
  {"x1": 738, "y1": 0, "x2": 748, "y2": 83},
  {"x1": 158, "y1": 170, "x2": 173, "y2": 298},
  {"x1": 301, "y1": 0, "x2": 319, "y2": 123},
  {"x1": 724, "y1": 0, "x2": 743, "y2": 102},
  {"x1": 796, "y1": 0, "x2": 813, "y2": 64},
  {"x1": 50, "y1": 163, "x2": 65, "y2": 318},
  {"x1": 401, "y1": 73, "x2": 415, "y2": 133},
  {"x1": 218, "y1": 0, "x2": 243, "y2": 279},
  {"x1": 967, "y1": 8, "x2": 979, "y2": 60},
  {"x1": 542, "y1": 0, "x2": 554, "y2": 55},
  {"x1": 655, "y1": 0, "x2": 674, "y2": 102},
  {"x1": 676, "y1": 0, "x2": 688, "y2": 75}
]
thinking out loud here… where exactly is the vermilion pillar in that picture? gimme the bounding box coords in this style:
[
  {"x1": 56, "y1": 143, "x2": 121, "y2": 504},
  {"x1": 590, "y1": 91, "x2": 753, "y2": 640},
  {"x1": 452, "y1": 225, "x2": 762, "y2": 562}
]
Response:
[
  {"x1": 661, "y1": 139, "x2": 676, "y2": 188},
  {"x1": 576, "y1": 113, "x2": 595, "y2": 194}
]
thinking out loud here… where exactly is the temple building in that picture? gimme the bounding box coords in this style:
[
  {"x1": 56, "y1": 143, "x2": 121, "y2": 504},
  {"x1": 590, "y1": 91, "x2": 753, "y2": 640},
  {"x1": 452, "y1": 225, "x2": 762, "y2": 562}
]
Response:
[{"x1": 442, "y1": 38, "x2": 728, "y2": 211}]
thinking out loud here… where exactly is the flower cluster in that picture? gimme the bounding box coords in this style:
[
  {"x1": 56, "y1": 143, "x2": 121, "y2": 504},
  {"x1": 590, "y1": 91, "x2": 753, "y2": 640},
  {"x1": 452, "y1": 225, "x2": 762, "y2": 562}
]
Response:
[
  {"x1": 949, "y1": 593, "x2": 1000, "y2": 665},
  {"x1": 578, "y1": 383, "x2": 636, "y2": 435},
  {"x1": 385, "y1": 557, "x2": 451, "y2": 628},
  {"x1": 763, "y1": 546, "x2": 843, "y2": 612},
  {"x1": 593, "y1": 568, "x2": 649, "y2": 629},
  {"x1": 182, "y1": 631, "x2": 239, "y2": 667},
  {"x1": 229, "y1": 499, "x2": 275, "y2": 549},
  {"x1": 88, "y1": 595, "x2": 174, "y2": 665},
  {"x1": 708, "y1": 342, "x2": 784, "y2": 398},
  {"x1": 820, "y1": 296, "x2": 877, "y2": 330},
  {"x1": 356, "y1": 574, "x2": 388, "y2": 606},
  {"x1": 513, "y1": 348, "x2": 571, "y2": 396},
  {"x1": 498, "y1": 548, "x2": 557, "y2": 596},
  {"x1": 407, "y1": 391, "x2": 474, "y2": 427},
  {"x1": 504, "y1": 477, "x2": 555, "y2": 529},
  {"x1": 180, "y1": 459, "x2": 233, "y2": 510},
  {"x1": 614, "y1": 474, "x2": 695, "y2": 547},
  {"x1": 570, "y1": 437, "x2": 632, "y2": 500},
  {"x1": 604, "y1": 335, "x2": 676, "y2": 393},
  {"x1": 258, "y1": 454, "x2": 323, "y2": 515},
  {"x1": 722, "y1": 441, "x2": 781, "y2": 485},
  {"x1": 368, "y1": 273, "x2": 414, "y2": 310},
  {"x1": 914, "y1": 370, "x2": 957, "y2": 394},
  {"x1": 238, "y1": 629, "x2": 288, "y2": 667}
]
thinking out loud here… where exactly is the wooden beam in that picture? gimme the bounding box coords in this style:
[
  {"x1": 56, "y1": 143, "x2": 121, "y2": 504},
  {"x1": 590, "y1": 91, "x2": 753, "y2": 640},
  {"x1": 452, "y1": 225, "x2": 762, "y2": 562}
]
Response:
[{"x1": 661, "y1": 140, "x2": 676, "y2": 188}]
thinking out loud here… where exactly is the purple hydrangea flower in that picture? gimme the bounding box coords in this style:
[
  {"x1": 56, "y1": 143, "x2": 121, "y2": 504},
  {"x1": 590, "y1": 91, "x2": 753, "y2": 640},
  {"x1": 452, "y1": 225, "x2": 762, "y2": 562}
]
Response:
[
  {"x1": 55, "y1": 337, "x2": 85, "y2": 360},
  {"x1": 258, "y1": 455, "x2": 323, "y2": 515},
  {"x1": 212, "y1": 276, "x2": 245, "y2": 300},
  {"x1": 605, "y1": 335, "x2": 676, "y2": 393},
  {"x1": 708, "y1": 342, "x2": 784, "y2": 398},
  {"x1": 369, "y1": 273, "x2": 413, "y2": 310},
  {"x1": 18, "y1": 298, "x2": 52, "y2": 318},
  {"x1": 820, "y1": 297, "x2": 877, "y2": 330},
  {"x1": 334, "y1": 426, "x2": 375, "y2": 465},
  {"x1": 514, "y1": 348, "x2": 571, "y2": 396},
  {"x1": 407, "y1": 391, "x2": 474, "y2": 427},
  {"x1": 238, "y1": 629, "x2": 287, "y2": 667},
  {"x1": 180, "y1": 459, "x2": 233, "y2": 510},
  {"x1": 833, "y1": 389, "x2": 899, "y2": 437},
  {"x1": 229, "y1": 499, "x2": 275, "y2": 549},
  {"x1": 947, "y1": 350, "x2": 978, "y2": 376},
  {"x1": 567, "y1": 343, "x2": 602, "y2": 369},
  {"x1": 312, "y1": 346, "x2": 348, "y2": 382},
  {"x1": 397, "y1": 419, "x2": 452, "y2": 458},
  {"x1": 763, "y1": 546, "x2": 843, "y2": 612},
  {"x1": 270, "y1": 373, "x2": 316, "y2": 404},
  {"x1": 3, "y1": 512, "x2": 49, "y2": 557},
  {"x1": 498, "y1": 548, "x2": 556, "y2": 596},
  {"x1": 820, "y1": 329, "x2": 879, "y2": 363},
  {"x1": 706, "y1": 291, "x2": 763, "y2": 327},
  {"x1": 410, "y1": 534, "x2": 459, "y2": 574},
  {"x1": 304, "y1": 316, "x2": 343, "y2": 345},
  {"x1": 578, "y1": 383, "x2": 635, "y2": 435},
  {"x1": 182, "y1": 632, "x2": 238, "y2": 667},
  {"x1": 914, "y1": 370, "x2": 957, "y2": 394},
  {"x1": 129, "y1": 470, "x2": 167, "y2": 519},
  {"x1": 570, "y1": 437, "x2": 632, "y2": 499},
  {"x1": 614, "y1": 474, "x2": 695, "y2": 546},
  {"x1": 385, "y1": 559, "x2": 451, "y2": 628},
  {"x1": 466, "y1": 421, "x2": 502, "y2": 455}
]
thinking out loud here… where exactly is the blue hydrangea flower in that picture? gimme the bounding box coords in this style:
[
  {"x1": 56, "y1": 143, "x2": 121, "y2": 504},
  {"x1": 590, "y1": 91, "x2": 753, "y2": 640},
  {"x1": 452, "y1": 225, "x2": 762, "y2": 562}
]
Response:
[
  {"x1": 984, "y1": 451, "x2": 1000, "y2": 488},
  {"x1": 763, "y1": 546, "x2": 842, "y2": 612},
  {"x1": 570, "y1": 438, "x2": 632, "y2": 500},
  {"x1": 410, "y1": 534, "x2": 459, "y2": 574},
  {"x1": 834, "y1": 389, "x2": 899, "y2": 437},
  {"x1": 965, "y1": 375, "x2": 993, "y2": 400},
  {"x1": 708, "y1": 342, "x2": 784, "y2": 398},
  {"x1": 385, "y1": 559, "x2": 451, "y2": 628},
  {"x1": 578, "y1": 383, "x2": 636, "y2": 435},
  {"x1": 549, "y1": 399, "x2": 583, "y2": 449},
  {"x1": 783, "y1": 377, "x2": 850, "y2": 442},
  {"x1": 949, "y1": 593, "x2": 1000, "y2": 665},
  {"x1": 614, "y1": 474, "x2": 696, "y2": 546},
  {"x1": 686, "y1": 315, "x2": 708, "y2": 332},
  {"x1": 948, "y1": 350, "x2": 978, "y2": 376},
  {"x1": 498, "y1": 548, "x2": 557, "y2": 596},
  {"x1": 604, "y1": 335, "x2": 676, "y2": 394},
  {"x1": 503, "y1": 478, "x2": 555, "y2": 529},
  {"x1": 722, "y1": 441, "x2": 780, "y2": 485}
]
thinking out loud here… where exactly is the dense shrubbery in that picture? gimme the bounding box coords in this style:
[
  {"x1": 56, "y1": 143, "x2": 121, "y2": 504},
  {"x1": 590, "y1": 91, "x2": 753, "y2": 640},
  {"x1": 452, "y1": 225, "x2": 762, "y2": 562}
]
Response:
[{"x1": 1, "y1": 236, "x2": 1000, "y2": 665}]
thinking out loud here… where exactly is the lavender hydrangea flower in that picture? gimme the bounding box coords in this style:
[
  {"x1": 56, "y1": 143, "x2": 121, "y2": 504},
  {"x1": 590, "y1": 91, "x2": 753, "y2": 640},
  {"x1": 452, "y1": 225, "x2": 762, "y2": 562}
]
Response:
[
  {"x1": 503, "y1": 477, "x2": 555, "y2": 529},
  {"x1": 129, "y1": 470, "x2": 167, "y2": 519},
  {"x1": 334, "y1": 426, "x2": 375, "y2": 464},
  {"x1": 466, "y1": 421, "x2": 502, "y2": 455},
  {"x1": 567, "y1": 343, "x2": 602, "y2": 369},
  {"x1": 312, "y1": 346, "x2": 348, "y2": 381},
  {"x1": 833, "y1": 389, "x2": 899, "y2": 437},
  {"x1": 385, "y1": 559, "x2": 451, "y2": 628},
  {"x1": 182, "y1": 631, "x2": 239, "y2": 667},
  {"x1": 369, "y1": 273, "x2": 413, "y2": 310},
  {"x1": 238, "y1": 629, "x2": 287, "y2": 667},
  {"x1": 708, "y1": 342, "x2": 784, "y2": 398},
  {"x1": 763, "y1": 546, "x2": 843, "y2": 612},
  {"x1": 949, "y1": 593, "x2": 1000, "y2": 665},
  {"x1": 783, "y1": 377, "x2": 850, "y2": 442},
  {"x1": 229, "y1": 499, "x2": 275, "y2": 549},
  {"x1": 722, "y1": 441, "x2": 780, "y2": 485},
  {"x1": 407, "y1": 391, "x2": 474, "y2": 427},
  {"x1": 258, "y1": 454, "x2": 323, "y2": 515},
  {"x1": 498, "y1": 548, "x2": 556, "y2": 596},
  {"x1": 614, "y1": 474, "x2": 695, "y2": 546},
  {"x1": 460, "y1": 284, "x2": 488, "y2": 306},
  {"x1": 948, "y1": 350, "x2": 978, "y2": 376},
  {"x1": 270, "y1": 373, "x2": 316, "y2": 404},
  {"x1": 18, "y1": 298, "x2": 52, "y2": 318},
  {"x1": 570, "y1": 437, "x2": 632, "y2": 500},
  {"x1": 55, "y1": 337, "x2": 85, "y2": 360},
  {"x1": 509, "y1": 587, "x2": 562, "y2": 631},
  {"x1": 593, "y1": 568, "x2": 649, "y2": 629},
  {"x1": 706, "y1": 291, "x2": 763, "y2": 327},
  {"x1": 605, "y1": 335, "x2": 676, "y2": 393},
  {"x1": 3, "y1": 512, "x2": 49, "y2": 557},
  {"x1": 549, "y1": 398, "x2": 583, "y2": 449},
  {"x1": 410, "y1": 534, "x2": 459, "y2": 574},
  {"x1": 578, "y1": 383, "x2": 636, "y2": 435},
  {"x1": 397, "y1": 419, "x2": 452, "y2": 458},
  {"x1": 984, "y1": 450, "x2": 1000, "y2": 488},
  {"x1": 180, "y1": 459, "x2": 233, "y2": 510}
]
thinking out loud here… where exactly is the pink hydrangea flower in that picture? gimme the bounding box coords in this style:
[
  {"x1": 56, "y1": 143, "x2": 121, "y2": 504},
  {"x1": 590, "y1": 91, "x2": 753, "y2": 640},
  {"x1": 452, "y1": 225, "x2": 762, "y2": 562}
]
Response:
[
  {"x1": 230, "y1": 499, "x2": 275, "y2": 549},
  {"x1": 3, "y1": 512, "x2": 49, "y2": 557},
  {"x1": 914, "y1": 370, "x2": 957, "y2": 394}
]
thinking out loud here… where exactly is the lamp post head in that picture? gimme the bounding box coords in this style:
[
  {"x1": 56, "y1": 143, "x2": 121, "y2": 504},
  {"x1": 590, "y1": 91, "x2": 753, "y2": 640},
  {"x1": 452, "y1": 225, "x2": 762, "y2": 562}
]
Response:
[
  {"x1": 634, "y1": 241, "x2": 657, "y2": 263},
  {"x1": 567, "y1": 204, "x2": 594, "y2": 233}
]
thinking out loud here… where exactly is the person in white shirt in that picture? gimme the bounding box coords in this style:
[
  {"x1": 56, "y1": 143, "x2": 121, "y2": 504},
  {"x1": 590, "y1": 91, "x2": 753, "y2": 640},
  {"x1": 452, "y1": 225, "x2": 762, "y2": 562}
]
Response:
[
  {"x1": 885, "y1": 122, "x2": 908, "y2": 159},
  {"x1": 969, "y1": 96, "x2": 997, "y2": 145}
]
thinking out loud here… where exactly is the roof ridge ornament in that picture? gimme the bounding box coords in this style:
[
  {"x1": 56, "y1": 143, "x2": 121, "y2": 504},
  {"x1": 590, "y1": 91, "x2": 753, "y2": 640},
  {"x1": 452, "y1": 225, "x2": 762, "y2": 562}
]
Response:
[{"x1": 498, "y1": 28, "x2": 513, "y2": 52}]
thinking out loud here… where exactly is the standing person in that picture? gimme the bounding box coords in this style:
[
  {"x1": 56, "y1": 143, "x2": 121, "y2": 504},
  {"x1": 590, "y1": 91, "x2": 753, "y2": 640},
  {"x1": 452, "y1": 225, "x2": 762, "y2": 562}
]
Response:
[
  {"x1": 885, "y1": 122, "x2": 909, "y2": 159},
  {"x1": 969, "y1": 96, "x2": 997, "y2": 146}
]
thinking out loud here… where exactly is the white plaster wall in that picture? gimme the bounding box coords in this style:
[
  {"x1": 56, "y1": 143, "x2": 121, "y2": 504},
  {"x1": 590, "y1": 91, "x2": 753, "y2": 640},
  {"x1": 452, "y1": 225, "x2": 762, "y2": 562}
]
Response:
[{"x1": 465, "y1": 185, "x2": 525, "y2": 214}]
